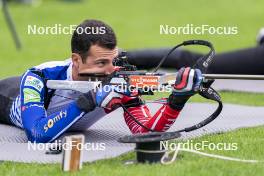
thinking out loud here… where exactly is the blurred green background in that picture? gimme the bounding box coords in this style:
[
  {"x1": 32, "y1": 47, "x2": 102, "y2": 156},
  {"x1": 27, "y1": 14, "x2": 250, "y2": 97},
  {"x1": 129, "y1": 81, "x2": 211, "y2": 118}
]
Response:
[
  {"x1": 0, "y1": 0, "x2": 263, "y2": 78},
  {"x1": 1, "y1": 1, "x2": 264, "y2": 175}
]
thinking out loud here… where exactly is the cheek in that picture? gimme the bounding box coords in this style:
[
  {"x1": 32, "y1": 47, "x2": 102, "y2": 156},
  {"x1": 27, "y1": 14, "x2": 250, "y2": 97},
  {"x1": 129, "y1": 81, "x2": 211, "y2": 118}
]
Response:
[
  {"x1": 78, "y1": 63, "x2": 92, "y2": 71},
  {"x1": 106, "y1": 65, "x2": 115, "y2": 73}
]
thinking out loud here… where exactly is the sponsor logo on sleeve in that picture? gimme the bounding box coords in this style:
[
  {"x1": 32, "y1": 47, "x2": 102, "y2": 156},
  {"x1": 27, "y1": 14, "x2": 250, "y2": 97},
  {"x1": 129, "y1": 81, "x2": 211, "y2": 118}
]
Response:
[
  {"x1": 44, "y1": 110, "x2": 67, "y2": 132},
  {"x1": 23, "y1": 88, "x2": 41, "y2": 104},
  {"x1": 24, "y1": 76, "x2": 44, "y2": 92}
]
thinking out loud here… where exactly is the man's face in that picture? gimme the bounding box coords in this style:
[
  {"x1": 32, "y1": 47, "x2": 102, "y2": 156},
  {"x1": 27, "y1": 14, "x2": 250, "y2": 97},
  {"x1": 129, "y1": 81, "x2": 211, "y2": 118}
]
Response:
[{"x1": 72, "y1": 45, "x2": 118, "y2": 81}]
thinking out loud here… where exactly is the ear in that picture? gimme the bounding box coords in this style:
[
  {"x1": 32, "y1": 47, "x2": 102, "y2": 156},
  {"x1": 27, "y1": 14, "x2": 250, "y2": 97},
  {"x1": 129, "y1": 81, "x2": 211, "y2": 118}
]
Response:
[{"x1": 71, "y1": 53, "x2": 82, "y2": 69}]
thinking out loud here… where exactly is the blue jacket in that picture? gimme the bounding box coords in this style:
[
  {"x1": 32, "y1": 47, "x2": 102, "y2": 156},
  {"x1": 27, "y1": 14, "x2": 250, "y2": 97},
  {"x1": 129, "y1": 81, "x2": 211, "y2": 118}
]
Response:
[{"x1": 10, "y1": 59, "x2": 93, "y2": 143}]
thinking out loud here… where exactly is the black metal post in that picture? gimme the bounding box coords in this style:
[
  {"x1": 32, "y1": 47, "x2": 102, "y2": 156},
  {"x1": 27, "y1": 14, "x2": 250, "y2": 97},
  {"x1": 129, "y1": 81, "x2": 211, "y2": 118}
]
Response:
[{"x1": 2, "y1": 0, "x2": 22, "y2": 50}]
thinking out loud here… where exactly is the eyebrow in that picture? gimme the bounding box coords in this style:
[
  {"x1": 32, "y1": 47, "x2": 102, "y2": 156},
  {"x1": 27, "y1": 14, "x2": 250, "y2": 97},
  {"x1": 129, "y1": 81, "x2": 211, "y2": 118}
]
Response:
[{"x1": 94, "y1": 58, "x2": 111, "y2": 62}]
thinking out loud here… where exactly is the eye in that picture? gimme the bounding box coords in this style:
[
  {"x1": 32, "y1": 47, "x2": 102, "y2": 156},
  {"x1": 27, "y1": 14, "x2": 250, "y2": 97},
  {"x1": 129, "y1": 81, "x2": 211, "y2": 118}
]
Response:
[{"x1": 96, "y1": 60, "x2": 107, "y2": 67}]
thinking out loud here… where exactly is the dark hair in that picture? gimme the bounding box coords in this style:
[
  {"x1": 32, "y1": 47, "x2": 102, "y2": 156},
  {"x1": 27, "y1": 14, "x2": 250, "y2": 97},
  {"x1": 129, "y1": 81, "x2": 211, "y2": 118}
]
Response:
[{"x1": 71, "y1": 19, "x2": 117, "y2": 63}]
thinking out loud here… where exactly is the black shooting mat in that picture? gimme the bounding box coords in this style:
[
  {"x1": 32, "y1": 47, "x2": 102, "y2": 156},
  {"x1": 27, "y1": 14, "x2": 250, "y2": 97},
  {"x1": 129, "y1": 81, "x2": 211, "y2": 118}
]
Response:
[{"x1": 1, "y1": 103, "x2": 264, "y2": 163}]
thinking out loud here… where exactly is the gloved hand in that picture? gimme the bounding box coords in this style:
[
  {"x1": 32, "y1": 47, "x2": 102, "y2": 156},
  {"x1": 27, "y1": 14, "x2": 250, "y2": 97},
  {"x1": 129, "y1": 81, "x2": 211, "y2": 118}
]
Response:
[
  {"x1": 75, "y1": 85, "x2": 124, "y2": 112},
  {"x1": 168, "y1": 67, "x2": 203, "y2": 110},
  {"x1": 76, "y1": 85, "x2": 125, "y2": 112},
  {"x1": 76, "y1": 82, "x2": 142, "y2": 112},
  {"x1": 97, "y1": 85, "x2": 145, "y2": 109},
  {"x1": 95, "y1": 85, "x2": 124, "y2": 111},
  {"x1": 96, "y1": 86, "x2": 145, "y2": 114}
]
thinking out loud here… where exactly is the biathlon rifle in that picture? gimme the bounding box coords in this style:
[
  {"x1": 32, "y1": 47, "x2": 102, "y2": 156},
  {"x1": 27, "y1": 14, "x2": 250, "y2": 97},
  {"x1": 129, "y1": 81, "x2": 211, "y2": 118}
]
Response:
[
  {"x1": 47, "y1": 40, "x2": 264, "y2": 133},
  {"x1": 56, "y1": 40, "x2": 223, "y2": 133}
]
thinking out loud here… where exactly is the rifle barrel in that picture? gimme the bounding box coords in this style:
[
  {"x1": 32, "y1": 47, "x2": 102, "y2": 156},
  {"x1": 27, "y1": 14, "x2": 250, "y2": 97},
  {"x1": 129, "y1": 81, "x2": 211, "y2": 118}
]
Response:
[{"x1": 202, "y1": 74, "x2": 264, "y2": 80}]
